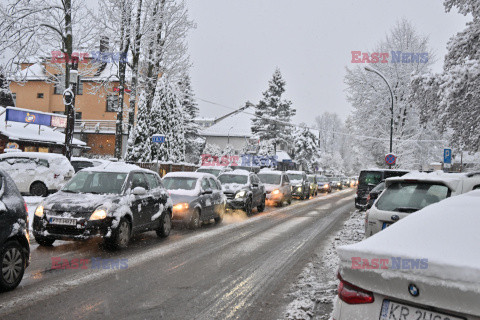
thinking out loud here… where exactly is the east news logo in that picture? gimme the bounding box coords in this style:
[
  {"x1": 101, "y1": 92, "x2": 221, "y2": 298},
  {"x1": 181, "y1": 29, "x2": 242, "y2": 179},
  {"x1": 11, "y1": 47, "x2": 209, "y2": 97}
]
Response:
[{"x1": 25, "y1": 113, "x2": 36, "y2": 123}]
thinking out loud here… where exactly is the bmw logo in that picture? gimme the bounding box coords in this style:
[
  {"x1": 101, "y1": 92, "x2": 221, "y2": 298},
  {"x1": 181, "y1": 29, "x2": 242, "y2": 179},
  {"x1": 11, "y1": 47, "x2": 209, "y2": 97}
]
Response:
[
  {"x1": 408, "y1": 283, "x2": 419, "y2": 297},
  {"x1": 391, "y1": 214, "x2": 400, "y2": 221}
]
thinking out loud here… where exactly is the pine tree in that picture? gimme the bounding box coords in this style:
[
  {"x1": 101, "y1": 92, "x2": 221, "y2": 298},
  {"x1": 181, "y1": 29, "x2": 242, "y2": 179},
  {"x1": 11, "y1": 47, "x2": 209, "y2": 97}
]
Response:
[
  {"x1": 150, "y1": 78, "x2": 186, "y2": 162},
  {"x1": 178, "y1": 74, "x2": 201, "y2": 163},
  {"x1": 293, "y1": 126, "x2": 319, "y2": 172},
  {"x1": 251, "y1": 68, "x2": 296, "y2": 152},
  {"x1": 125, "y1": 92, "x2": 152, "y2": 162}
]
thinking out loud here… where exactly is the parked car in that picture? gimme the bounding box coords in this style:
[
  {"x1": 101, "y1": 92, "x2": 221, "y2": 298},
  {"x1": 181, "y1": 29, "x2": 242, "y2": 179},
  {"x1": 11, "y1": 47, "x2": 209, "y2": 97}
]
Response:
[
  {"x1": 317, "y1": 176, "x2": 332, "y2": 193},
  {"x1": 307, "y1": 174, "x2": 319, "y2": 197},
  {"x1": 365, "y1": 171, "x2": 480, "y2": 238},
  {"x1": 70, "y1": 157, "x2": 110, "y2": 173},
  {"x1": 218, "y1": 170, "x2": 266, "y2": 215},
  {"x1": 257, "y1": 170, "x2": 292, "y2": 206},
  {"x1": 196, "y1": 166, "x2": 232, "y2": 177},
  {"x1": 365, "y1": 181, "x2": 385, "y2": 209},
  {"x1": 333, "y1": 190, "x2": 480, "y2": 320},
  {"x1": 0, "y1": 169, "x2": 30, "y2": 292},
  {"x1": 355, "y1": 169, "x2": 409, "y2": 209},
  {"x1": 32, "y1": 162, "x2": 172, "y2": 249},
  {"x1": 0, "y1": 152, "x2": 75, "y2": 197},
  {"x1": 286, "y1": 170, "x2": 310, "y2": 200},
  {"x1": 162, "y1": 172, "x2": 225, "y2": 229}
]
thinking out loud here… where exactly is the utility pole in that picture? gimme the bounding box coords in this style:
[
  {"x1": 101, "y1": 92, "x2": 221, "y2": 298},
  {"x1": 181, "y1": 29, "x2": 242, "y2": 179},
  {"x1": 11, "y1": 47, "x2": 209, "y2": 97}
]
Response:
[{"x1": 63, "y1": 0, "x2": 75, "y2": 160}]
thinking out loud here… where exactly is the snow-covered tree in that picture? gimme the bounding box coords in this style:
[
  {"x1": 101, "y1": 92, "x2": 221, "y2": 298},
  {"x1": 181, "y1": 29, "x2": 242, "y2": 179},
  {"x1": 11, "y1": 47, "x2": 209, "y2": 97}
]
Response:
[
  {"x1": 178, "y1": 74, "x2": 201, "y2": 163},
  {"x1": 251, "y1": 68, "x2": 296, "y2": 152},
  {"x1": 150, "y1": 78, "x2": 185, "y2": 162},
  {"x1": 411, "y1": 1, "x2": 480, "y2": 152},
  {"x1": 345, "y1": 19, "x2": 443, "y2": 169},
  {"x1": 292, "y1": 126, "x2": 320, "y2": 172},
  {"x1": 125, "y1": 92, "x2": 152, "y2": 162}
]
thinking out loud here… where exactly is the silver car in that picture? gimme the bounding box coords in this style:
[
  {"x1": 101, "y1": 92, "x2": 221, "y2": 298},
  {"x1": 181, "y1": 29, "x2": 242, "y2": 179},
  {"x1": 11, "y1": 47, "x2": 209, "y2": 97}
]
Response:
[{"x1": 257, "y1": 170, "x2": 292, "y2": 206}]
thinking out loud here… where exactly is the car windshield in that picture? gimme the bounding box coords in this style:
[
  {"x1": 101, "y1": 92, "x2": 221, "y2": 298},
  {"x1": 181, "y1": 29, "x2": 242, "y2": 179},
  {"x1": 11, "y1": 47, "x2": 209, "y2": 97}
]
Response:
[
  {"x1": 307, "y1": 176, "x2": 316, "y2": 183},
  {"x1": 287, "y1": 174, "x2": 302, "y2": 181},
  {"x1": 163, "y1": 177, "x2": 198, "y2": 190},
  {"x1": 218, "y1": 174, "x2": 248, "y2": 185},
  {"x1": 371, "y1": 181, "x2": 385, "y2": 193},
  {"x1": 258, "y1": 174, "x2": 281, "y2": 185},
  {"x1": 376, "y1": 182, "x2": 450, "y2": 212},
  {"x1": 196, "y1": 168, "x2": 221, "y2": 176},
  {"x1": 62, "y1": 171, "x2": 127, "y2": 194},
  {"x1": 318, "y1": 177, "x2": 329, "y2": 182},
  {"x1": 358, "y1": 171, "x2": 382, "y2": 186}
]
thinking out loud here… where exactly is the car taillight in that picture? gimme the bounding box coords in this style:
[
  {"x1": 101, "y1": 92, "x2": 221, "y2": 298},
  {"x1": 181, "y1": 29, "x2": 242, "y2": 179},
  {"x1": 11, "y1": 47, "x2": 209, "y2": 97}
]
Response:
[
  {"x1": 337, "y1": 273, "x2": 374, "y2": 304},
  {"x1": 24, "y1": 202, "x2": 28, "y2": 213}
]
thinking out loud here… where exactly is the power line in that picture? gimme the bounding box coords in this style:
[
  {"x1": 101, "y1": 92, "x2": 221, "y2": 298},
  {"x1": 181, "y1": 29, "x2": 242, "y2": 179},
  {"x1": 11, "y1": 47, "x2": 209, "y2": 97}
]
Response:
[{"x1": 196, "y1": 97, "x2": 447, "y2": 143}]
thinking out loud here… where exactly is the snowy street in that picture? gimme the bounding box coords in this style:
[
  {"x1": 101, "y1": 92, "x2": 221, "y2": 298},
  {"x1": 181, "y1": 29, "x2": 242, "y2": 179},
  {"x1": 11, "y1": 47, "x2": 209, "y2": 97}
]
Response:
[{"x1": 0, "y1": 189, "x2": 354, "y2": 319}]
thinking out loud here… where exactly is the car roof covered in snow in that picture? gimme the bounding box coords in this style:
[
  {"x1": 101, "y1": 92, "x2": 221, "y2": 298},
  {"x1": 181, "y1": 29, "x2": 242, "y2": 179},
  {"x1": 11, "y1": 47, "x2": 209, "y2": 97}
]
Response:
[
  {"x1": 81, "y1": 162, "x2": 151, "y2": 174},
  {"x1": 163, "y1": 171, "x2": 216, "y2": 179},
  {"x1": 338, "y1": 190, "x2": 480, "y2": 294},
  {"x1": 0, "y1": 152, "x2": 68, "y2": 160},
  {"x1": 385, "y1": 170, "x2": 476, "y2": 192},
  {"x1": 219, "y1": 169, "x2": 251, "y2": 176},
  {"x1": 258, "y1": 169, "x2": 283, "y2": 175},
  {"x1": 286, "y1": 170, "x2": 304, "y2": 175},
  {"x1": 197, "y1": 166, "x2": 230, "y2": 170}
]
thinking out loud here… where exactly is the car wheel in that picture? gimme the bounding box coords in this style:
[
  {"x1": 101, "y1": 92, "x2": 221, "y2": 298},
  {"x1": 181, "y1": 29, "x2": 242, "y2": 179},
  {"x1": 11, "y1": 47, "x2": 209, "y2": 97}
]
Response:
[
  {"x1": 188, "y1": 209, "x2": 201, "y2": 230},
  {"x1": 287, "y1": 197, "x2": 292, "y2": 205},
  {"x1": 257, "y1": 195, "x2": 266, "y2": 212},
  {"x1": 244, "y1": 198, "x2": 253, "y2": 216},
  {"x1": 0, "y1": 241, "x2": 26, "y2": 292},
  {"x1": 30, "y1": 182, "x2": 48, "y2": 197},
  {"x1": 214, "y1": 205, "x2": 224, "y2": 224},
  {"x1": 35, "y1": 236, "x2": 55, "y2": 247},
  {"x1": 156, "y1": 211, "x2": 171, "y2": 238},
  {"x1": 105, "y1": 218, "x2": 131, "y2": 250}
]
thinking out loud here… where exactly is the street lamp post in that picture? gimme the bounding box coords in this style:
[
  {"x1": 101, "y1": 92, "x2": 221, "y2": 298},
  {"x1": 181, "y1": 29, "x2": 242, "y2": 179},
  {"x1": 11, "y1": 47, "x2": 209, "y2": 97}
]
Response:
[{"x1": 364, "y1": 66, "x2": 394, "y2": 166}]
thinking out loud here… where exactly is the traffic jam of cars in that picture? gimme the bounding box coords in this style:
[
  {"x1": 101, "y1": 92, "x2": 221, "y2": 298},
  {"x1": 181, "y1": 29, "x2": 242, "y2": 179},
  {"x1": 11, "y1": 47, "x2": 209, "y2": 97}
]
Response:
[{"x1": 0, "y1": 151, "x2": 354, "y2": 293}]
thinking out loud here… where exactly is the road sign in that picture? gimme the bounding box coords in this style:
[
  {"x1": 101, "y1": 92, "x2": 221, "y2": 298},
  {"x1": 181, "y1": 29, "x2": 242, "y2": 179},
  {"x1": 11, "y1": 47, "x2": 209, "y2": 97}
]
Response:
[
  {"x1": 444, "y1": 148, "x2": 452, "y2": 164},
  {"x1": 151, "y1": 134, "x2": 166, "y2": 143},
  {"x1": 385, "y1": 153, "x2": 397, "y2": 166}
]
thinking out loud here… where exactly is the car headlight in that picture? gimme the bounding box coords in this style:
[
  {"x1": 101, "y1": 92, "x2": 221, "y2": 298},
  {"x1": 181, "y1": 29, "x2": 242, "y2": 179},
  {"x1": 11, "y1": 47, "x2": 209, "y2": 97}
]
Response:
[
  {"x1": 90, "y1": 207, "x2": 108, "y2": 220},
  {"x1": 272, "y1": 189, "x2": 281, "y2": 195},
  {"x1": 296, "y1": 186, "x2": 302, "y2": 192},
  {"x1": 324, "y1": 184, "x2": 329, "y2": 188},
  {"x1": 173, "y1": 203, "x2": 189, "y2": 212},
  {"x1": 35, "y1": 205, "x2": 44, "y2": 218},
  {"x1": 235, "y1": 190, "x2": 247, "y2": 199}
]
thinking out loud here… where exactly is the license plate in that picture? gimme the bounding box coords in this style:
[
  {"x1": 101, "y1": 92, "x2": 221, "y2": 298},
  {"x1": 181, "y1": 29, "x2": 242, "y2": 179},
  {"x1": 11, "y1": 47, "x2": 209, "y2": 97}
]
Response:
[
  {"x1": 380, "y1": 300, "x2": 465, "y2": 320},
  {"x1": 49, "y1": 217, "x2": 76, "y2": 226},
  {"x1": 382, "y1": 222, "x2": 392, "y2": 229}
]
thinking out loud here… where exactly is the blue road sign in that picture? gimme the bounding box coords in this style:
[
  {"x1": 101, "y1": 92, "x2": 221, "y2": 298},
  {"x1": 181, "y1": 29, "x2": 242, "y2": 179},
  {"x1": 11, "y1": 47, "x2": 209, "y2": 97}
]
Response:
[
  {"x1": 444, "y1": 148, "x2": 452, "y2": 164},
  {"x1": 385, "y1": 153, "x2": 397, "y2": 166},
  {"x1": 151, "y1": 135, "x2": 165, "y2": 144}
]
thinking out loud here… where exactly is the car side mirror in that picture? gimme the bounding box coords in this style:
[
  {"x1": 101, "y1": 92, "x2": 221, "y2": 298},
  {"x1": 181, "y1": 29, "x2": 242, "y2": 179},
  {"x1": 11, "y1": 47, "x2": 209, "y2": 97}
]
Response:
[
  {"x1": 132, "y1": 187, "x2": 147, "y2": 196},
  {"x1": 202, "y1": 189, "x2": 213, "y2": 195},
  {"x1": 252, "y1": 183, "x2": 258, "y2": 188}
]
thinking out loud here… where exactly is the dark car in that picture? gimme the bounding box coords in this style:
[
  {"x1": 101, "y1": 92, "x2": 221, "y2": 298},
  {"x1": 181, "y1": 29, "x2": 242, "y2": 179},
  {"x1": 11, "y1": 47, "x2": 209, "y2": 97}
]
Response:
[
  {"x1": 317, "y1": 175, "x2": 332, "y2": 193},
  {"x1": 286, "y1": 170, "x2": 310, "y2": 200},
  {"x1": 366, "y1": 181, "x2": 385, "y2": 209},
  {"x1": 355, "y1": 169, "x2": 409, "y2": 209},
  {"x1": 218, "y1": 170, "x2": 266, "y2": 215},
  {"x1": 162, "y1": 172, "x2": 226, "y2": 229},
  {"x1": 33, "y1": 163, "x2": 172, "y2": 249},
  {"x1": 0, "y1": 169, "x2": 30, "y2": 292}
]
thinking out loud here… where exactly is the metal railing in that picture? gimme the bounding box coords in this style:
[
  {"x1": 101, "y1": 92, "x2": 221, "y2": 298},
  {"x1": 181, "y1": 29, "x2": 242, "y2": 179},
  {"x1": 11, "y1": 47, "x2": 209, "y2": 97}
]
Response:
[{"x1": 74, "y1": 120, "x2": 128, "y2": 133}]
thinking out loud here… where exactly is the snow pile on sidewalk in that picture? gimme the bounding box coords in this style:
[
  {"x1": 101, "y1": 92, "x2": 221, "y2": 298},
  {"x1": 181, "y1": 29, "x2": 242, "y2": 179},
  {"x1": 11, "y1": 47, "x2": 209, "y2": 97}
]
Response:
[{"x1": 283, "y1": 210, "x2": 365, "y2": 320}]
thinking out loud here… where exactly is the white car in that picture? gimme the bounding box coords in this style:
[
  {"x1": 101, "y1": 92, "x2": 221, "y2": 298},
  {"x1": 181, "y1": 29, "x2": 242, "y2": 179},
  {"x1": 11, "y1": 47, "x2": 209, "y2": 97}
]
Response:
[
  {"x1": 365, "y1": 171, "x2": 480, "y2": 238},
  {"x1": 196, "y1": 166, "x2": 232, "y2": 177},
  {"x1": 0, "y1": 152, "x2": 74, "y2": 196},
  {"x1": 333, "y1": 190, "x2": 480, "y2": 320}
]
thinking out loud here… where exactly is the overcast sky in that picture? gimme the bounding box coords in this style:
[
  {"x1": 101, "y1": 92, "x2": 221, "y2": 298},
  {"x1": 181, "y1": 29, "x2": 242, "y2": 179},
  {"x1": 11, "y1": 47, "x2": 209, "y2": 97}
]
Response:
[{"x1": 185, "y1": 0, "x2": 470, "y2": 125}]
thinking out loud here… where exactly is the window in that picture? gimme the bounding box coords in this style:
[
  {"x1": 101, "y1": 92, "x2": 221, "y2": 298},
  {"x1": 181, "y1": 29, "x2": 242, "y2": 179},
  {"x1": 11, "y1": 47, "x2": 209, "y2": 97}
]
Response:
[
  {"x1": 162, "y1": 177, "x2": 197, "y2": 191},
  {"x1": 106, "y1": 95, "x2": 119, "y2": 112},
  {"x1": 131, "y1": 173, "x2": 149, "y2": 190},
  {"x1": 37, "y1": 93, "x2": 44, "y2": 99},
  {"x1": 145, "y1": 173, "x2": 159, "y2": 189},
  {"x1": 77, "y1": 79, "x2": 83, "y2": 95},
  {"x1": 201, "y1": 178, "x2": 210, "y2": 191},
  {"x1": 208, "y1": 178, "x2": 219, "y2": 190},
  {"x1": 75, "y1": 112, "x2": 82, "y2": 120},
  {"x1": 11, "y1": 93, "x2": 16, "y2": 103},
  {"x1": 258, "y1": 174, "x2": 281, "y2": 185}
]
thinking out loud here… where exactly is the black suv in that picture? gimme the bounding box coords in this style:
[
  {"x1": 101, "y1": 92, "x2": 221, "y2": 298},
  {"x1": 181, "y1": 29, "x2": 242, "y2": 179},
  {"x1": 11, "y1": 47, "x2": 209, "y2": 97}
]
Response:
[
  {"x1": 33, "y1": 163, "x2": 173, "y2": 249},
  {"x1": 0, "y1": 169, "x2": 30, "y2": 291},
  {"x1": 218, "y1": 170, "x2": 266, "y2": 215},
  {"x1": 355, "y1": 169, "x2": 409, "y2": 209}
]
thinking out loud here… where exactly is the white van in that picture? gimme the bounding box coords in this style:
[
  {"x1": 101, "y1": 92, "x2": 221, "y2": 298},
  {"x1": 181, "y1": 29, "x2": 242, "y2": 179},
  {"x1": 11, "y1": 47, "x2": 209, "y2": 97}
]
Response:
[{"x1": 0, "y1": 152, "x2": 74, "y2": 196}]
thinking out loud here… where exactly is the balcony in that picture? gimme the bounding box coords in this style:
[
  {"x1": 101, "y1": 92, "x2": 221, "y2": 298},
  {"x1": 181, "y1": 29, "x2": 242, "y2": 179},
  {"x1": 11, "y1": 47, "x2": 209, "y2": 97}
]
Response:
[{"x1": 74, "y1": 120, "x2": 128, "y2": 134}]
